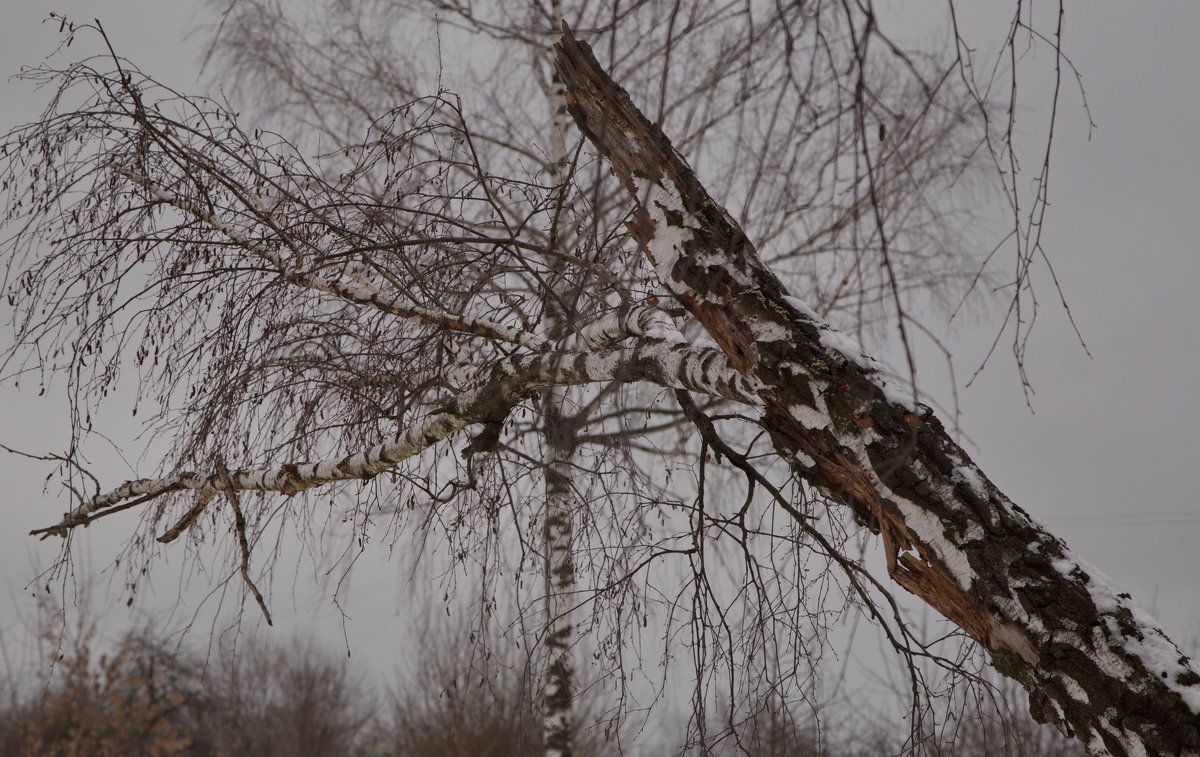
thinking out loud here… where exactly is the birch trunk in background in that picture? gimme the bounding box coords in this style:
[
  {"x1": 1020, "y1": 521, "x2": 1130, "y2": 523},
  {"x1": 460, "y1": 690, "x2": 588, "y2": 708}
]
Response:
[
  {"x1": 554, "y1": 24, "x2": 1200, "y2": 757},
  {"x1": 541, "y1": 4, "x2": 576, "y2": 755}
]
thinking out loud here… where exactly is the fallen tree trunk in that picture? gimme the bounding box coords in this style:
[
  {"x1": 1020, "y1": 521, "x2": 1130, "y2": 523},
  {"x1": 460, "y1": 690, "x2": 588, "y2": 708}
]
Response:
[{"x1": 555, "y1": 25, "x2": 1200, "y2": 757}]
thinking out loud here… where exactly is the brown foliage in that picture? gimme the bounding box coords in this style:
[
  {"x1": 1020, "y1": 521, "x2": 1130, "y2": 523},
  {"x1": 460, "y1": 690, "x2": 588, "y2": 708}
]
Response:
[
  {"x1": 6, "y1": 637, "x2": 191, "y2": 757},
  {"x1": 0, "y1": 611, "x2": 369, "y2": 757},
  {"x1": 0, "y1": 610, "x2": 1096, "y2": 757}
]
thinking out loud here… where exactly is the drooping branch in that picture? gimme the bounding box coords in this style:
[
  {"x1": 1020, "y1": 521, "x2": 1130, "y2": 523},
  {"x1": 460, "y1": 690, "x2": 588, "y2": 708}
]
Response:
[
  {"x1": 34, "y1": 337, "x2": 758, "y2": 539},
  {"x1": 124, "y1": 171, "x2": 549, "y2": 351},
  {"x1": 555, "y1": 25, "x2": 1200, "y2": 757}
]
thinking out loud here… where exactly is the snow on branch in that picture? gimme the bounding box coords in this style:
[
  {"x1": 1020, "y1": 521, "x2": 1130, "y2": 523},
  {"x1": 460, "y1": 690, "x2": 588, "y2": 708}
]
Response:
[
  {"x1": 555, "y1": 25, "x2": 1200, "y2": 756},
  {"x1": 554, "y1": 304, "x2": 680, "y2": 352}
]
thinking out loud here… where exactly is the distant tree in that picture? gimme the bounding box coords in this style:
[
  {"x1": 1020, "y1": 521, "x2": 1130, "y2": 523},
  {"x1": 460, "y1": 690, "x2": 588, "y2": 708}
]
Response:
[
  {"x1": 371, "y1": 620, "x2": 621, "y2": 757},
  {"x1": 0, "y1": 606, "x2": 1095, "y2": 757},
  {"x1": 2, "y1": 612, "x2": 192, "y2": 757},
  {"x1": 0, "y1": 603, "x2": 373, "y2": 757},
  {"x1": 187, "y1": 636, "x2": 372, "y2": 757},
  {"x1": 678, "y1": 677, "x2": 1092, "y2": 757}
]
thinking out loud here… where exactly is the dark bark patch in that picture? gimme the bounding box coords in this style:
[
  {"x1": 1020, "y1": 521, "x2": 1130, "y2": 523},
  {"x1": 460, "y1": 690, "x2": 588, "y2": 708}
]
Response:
[{"x1": 679, "y1": 294, "x2": 756, "y2": 372}]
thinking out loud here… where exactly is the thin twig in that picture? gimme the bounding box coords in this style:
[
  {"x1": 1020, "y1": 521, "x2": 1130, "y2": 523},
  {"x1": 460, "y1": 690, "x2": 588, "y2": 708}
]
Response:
[{"x1": 215, "y1": 457, "x2": 273, "y2": 626}]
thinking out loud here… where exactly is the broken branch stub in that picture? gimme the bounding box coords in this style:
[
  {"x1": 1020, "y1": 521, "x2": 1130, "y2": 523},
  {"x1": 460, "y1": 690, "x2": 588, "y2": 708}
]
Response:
[{"x1": 555, "y1": 23, "x2": 1200, "y2": 757}]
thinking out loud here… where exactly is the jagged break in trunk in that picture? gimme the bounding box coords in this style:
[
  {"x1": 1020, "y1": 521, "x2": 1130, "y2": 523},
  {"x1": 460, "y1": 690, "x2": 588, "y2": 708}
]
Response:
[{"x1": 554, "y1": 25, "x2": 1200, "y2": 757}]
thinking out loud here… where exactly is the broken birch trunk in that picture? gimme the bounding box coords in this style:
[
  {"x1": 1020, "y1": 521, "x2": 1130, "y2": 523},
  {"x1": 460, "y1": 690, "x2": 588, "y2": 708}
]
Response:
[{"x1": 554, "y1": 24, "x2": 1200, "y2": 757}]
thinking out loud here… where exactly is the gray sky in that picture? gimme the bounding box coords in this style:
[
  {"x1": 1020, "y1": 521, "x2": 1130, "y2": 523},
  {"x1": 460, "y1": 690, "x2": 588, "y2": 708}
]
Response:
[{"x1": 1, "y1": 0, "x2": 1199, "y2": 679}]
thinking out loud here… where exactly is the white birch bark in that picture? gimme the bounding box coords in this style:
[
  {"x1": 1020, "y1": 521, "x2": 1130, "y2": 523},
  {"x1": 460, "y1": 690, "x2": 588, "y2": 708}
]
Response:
[
  {"x1": 541, "y1": 5, "x2": 576, "y2": 754},
  {"x1": 553, "y1": 26, "x2": 1200, "y2": 757},
  {"x1": 36, "y1": 335, "x2": 754, "y2": 527}
]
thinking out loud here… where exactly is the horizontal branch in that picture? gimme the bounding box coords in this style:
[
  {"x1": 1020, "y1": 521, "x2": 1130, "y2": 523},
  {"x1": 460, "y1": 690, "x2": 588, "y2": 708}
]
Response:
[
  {"x1": 34, "y1": 337, "x2": 758, "y2": 538},
  {"x1": 554, "y1": 303, "x2": 679, "y2": 351}
]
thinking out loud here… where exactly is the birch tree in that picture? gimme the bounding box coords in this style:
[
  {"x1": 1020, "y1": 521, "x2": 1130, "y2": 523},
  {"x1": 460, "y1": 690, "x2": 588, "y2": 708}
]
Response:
[
  {"x1": 198, "y1": 3, "x2": 994, "y2": 752},
  {"x1": 550, "y1": 26, "x2": 1200, "y2": 757},
  {"x1": 5, "y1": 5, "x2": 1195, "y2": 757}
]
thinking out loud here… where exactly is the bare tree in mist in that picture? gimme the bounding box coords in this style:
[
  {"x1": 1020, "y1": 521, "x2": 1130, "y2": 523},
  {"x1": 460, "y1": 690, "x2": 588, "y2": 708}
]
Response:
[
  {"x1": 4, "y1": 3, "x2": 1194, "y2": 756},
  {"x1": 0, "y1": 600, "x2": 1094, "y2": 756},
  {"x1": 0, "y1": 602, "x2": 370, "y2": 757},
  {"x1": 0, "y1": 607, "x2": 193, "y2": 757},
  {"x1": 373, "y1": 619, "x2": 628, "y2": 757}
]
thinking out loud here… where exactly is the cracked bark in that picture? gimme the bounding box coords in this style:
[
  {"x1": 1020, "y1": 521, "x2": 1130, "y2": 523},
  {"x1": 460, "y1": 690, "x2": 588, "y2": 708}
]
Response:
[{"x1": 555, "y1": 24, "x2": 1200, "y2": 757}]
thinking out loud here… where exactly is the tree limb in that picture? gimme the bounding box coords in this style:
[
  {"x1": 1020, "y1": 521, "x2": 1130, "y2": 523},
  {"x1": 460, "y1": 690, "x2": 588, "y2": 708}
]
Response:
[
  {"x1": 216, "y1": 458, "x2": 273, "y2": 626},
  {"x1": 34, "y1": 338, "x2": 758, "y2": 538},
  {"x1": 555, "y1": 24, "x2": 1200, "y2": 756},
  {"x1": 122, "y1": 170, "x2": 549, "y2": 351}
]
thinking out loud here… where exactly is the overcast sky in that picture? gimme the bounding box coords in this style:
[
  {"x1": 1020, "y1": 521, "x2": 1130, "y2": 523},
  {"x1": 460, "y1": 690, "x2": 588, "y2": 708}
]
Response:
[{"x1": 1, "y1": 0, "x2": 1199, "y2": 681}]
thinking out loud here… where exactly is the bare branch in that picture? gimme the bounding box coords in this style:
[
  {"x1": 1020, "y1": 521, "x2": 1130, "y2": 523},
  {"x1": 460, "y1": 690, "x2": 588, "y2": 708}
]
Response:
[
  {"x1": 215, "y1": 458, "x2": 273, "y2": 625},
  {"x1": 33, "y1": 338, "x2": 758, "y2": 537}
]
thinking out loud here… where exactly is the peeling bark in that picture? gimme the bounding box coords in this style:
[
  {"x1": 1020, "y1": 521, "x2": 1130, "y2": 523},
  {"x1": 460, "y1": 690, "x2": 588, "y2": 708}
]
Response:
[{"x1": 555, "y1": 25, "x2": 1200, "y2": 757}]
